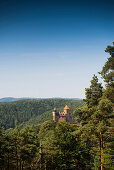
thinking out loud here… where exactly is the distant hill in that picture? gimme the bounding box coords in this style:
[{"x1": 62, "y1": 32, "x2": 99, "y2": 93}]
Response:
[
  {"x1": 0, "y1": 97, "x2": 39, "y2": 102},
  {"x1": 0, "y1": 97, "x2": 20, "y2": 102},
  {"x1": 0, "y1": 99, "x2": 83, "y2": 130},
  {"x1": 0, "y1": 97, "x2": 82, "y2": 102}
]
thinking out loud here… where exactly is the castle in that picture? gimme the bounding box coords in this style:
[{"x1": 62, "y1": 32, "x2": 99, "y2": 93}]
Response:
[{"x1": 52, "y1": 105, "x2": 73, "y2": 123}]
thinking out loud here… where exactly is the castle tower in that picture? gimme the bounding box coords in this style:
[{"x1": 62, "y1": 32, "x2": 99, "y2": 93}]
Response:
[
  {"x1": 64, "y1": 105, "x2": 70, "y2": 114},
  {"x1": 64, "y1": 105, "x2": 73, "y2": 123},
  {"x1": 53, "y1": 108, "x2": 57, "y2": 121},
  {"x1": 52, "y1": 108, "x2": 59, "y2": 122}
]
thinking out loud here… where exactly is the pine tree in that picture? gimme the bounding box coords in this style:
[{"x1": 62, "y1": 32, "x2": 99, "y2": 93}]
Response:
[
  {"x1": 75, "y1": 43, "x2": 114, "y2": 170},
  {"x1": 84, "y1": 75, "x2": 103, "y2": 107},
  {"x1": 99, "y1": 43, "x2": 114, "y2": 169},
  {"x1": 100, "y1": 42, "x2": 114, "y2": 102}
]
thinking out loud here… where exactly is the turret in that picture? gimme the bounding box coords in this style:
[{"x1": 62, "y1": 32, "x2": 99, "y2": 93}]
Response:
[
  {"x1": 52, "y1": 108, "x2": 56, "y2": 121},
  {"x1": 64, "y1": 105, "x2": 70, "y2": 114},
  {"x1": 64, "y1": 105, "x2": 73, "y2": 123}
]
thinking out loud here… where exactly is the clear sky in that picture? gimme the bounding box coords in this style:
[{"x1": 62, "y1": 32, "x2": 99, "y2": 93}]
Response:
[{"x1": 0, "y1": 0, "x2": 114, "y2": 99}]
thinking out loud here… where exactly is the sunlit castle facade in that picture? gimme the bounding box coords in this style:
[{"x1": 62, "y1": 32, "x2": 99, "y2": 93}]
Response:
[{"x1": 52, "y1": 105, "x2": 73, "y2": 123}]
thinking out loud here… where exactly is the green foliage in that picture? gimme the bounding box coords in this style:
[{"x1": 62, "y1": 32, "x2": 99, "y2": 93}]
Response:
[
  {"x1": 0, "y1": 125, "x2": 40, "y2": 170},
  {"x1": 84, "y1": 75, "x2": 103, "y2": 107},
  {"x1": 100, "y1": 43, "x2": 114, "y2": 103},
  {"x1": 38, "y1": 121, "x2": 93, "y2": 170},
  {"x1": 0, "y1": 122, "x2": 93, "y2": 170}
]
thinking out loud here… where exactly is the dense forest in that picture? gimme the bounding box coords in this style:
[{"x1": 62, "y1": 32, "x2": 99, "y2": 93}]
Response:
[
  {"x1": 0, "y1": 43, "x2": 114, "y2": 170},
  {"x1": 0, "y1": 99, "x2": 83, "y2": 130}
]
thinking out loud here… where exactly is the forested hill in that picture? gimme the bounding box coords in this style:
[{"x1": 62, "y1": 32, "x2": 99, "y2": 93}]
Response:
[{"x1": 0, "y1": 99, "x2": 83, "y2": 129}]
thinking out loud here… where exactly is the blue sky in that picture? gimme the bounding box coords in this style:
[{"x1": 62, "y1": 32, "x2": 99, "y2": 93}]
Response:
[{"x1": 0, "y1": 0, "x2": 114, "y2": 98}]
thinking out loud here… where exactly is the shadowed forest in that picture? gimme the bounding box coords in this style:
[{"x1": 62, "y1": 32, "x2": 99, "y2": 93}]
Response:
[{"x1": 0, "y1": 44, "x2": 114, "y2": 169}]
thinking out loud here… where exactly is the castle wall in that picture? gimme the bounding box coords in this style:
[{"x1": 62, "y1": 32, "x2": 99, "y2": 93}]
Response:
[{"x1": 59, "y1": 116, "x2": 66, "y2": 122}]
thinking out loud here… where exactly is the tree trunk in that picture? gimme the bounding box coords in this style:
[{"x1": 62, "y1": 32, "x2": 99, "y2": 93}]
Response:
[
  {"x1": 7, "y1": 151, "x2": 10, "y2": 170},
  {"x1": 45, "y1": 159, "x2": 46, "y2": 170},
  {"x1": 100, "y1": 132, "x2": 104, "y2": 170},
  {"x1": 20, "y1": 160, "x2": 21, "y2": 170}
]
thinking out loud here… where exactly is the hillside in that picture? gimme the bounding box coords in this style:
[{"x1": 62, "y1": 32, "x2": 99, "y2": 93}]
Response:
[{"x1": 0, "y1": 99, "x2": 83, "y2": 129}]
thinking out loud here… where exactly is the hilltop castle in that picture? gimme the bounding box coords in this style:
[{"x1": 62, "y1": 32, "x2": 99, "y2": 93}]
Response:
[{"x1": 52, "y1": 105, "x2": 73, "y2": 123}]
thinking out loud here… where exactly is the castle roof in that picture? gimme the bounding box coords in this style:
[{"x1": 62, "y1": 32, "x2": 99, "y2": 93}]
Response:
[{"x1": 64, "y1": 105, "x2": 69, "y2": 110}]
